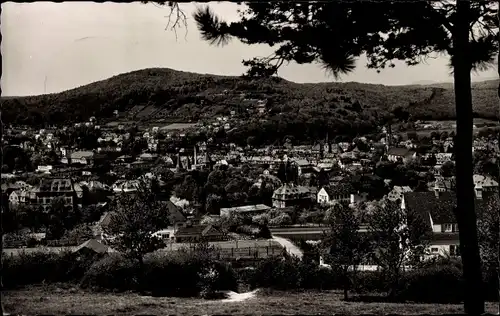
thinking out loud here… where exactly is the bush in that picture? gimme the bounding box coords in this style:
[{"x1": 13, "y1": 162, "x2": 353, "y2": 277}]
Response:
[
  {"x1": 141, "y1": 250, "x2": 237, "y2": 297},
  {"x1": 297, "y1": 262, "x2": 338, "y2": 290},
  {"x1": 252, "y1": 214, "x2": 270, "y2": 226},
  {"x1": 255, "y1": 225, "x2": 272, "y2": 239},
  {"x1": 80, "y1": 245, "x2": 237, "y2": 297},
  {"x1": 141, "y1": 253, "x2": 200, "y2": 296},
  {"x1": 2, "y1": 250, "x2": 90, "y2": 289},
  {"x1": 237, "y1": 267, "x2": 257, "y2": 288},
  {"x1": 235, "y1": 225, "x2": 257, "y2": 236},
  {"x1": 269, "y1": 213, "x2": 292, "y2": 227},
  {"x1": 26, "y1": 237, "x2": 39, "y2": 248},
  {"x1": 251, "y1": 257, "x2": 338, "y2": 290},
  {"x1": 80, "y1": 253, "x2": 139, "y2": 292},
  {"x1": 353, "y1": 271, "x2": 386, "y2": 293},
  {"x1": 397, "y1": 264, "x2": 464, "y2": 303},
  {"x1": 252, "y1": 257, "x2": 301, "y2": 290}
]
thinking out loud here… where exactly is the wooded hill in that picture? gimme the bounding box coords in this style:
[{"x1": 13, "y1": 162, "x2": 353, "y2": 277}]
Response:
[{"x1": 2, "y1": 68, "x2": 498, "y2": 141}]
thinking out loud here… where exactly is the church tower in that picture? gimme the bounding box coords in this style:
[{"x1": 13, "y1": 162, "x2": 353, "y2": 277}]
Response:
[
  {"x1": 193, "y1": 145, "x2": 198, "y2": 167},
  {"x1": 176, "y1": 152, "x2": 183, "y2": 172},
  {"x1": 385, "y1": 124, "x2": 393, "y2": 152}
]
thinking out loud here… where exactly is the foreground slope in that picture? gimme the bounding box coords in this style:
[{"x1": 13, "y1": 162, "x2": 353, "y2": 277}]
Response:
[{"x1": 5, "y1": 286, "x2": 500, "y2": 315}]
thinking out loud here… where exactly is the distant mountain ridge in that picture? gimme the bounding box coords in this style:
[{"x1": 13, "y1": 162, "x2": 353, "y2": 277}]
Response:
[{"x1": 1, "y1": 67, "x2": 498, "y2": 129}]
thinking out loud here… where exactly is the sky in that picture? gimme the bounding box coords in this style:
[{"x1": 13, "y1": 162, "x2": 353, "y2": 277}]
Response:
[{"x1": 2, "y1": 1, "x2": 498, "y2": 97}]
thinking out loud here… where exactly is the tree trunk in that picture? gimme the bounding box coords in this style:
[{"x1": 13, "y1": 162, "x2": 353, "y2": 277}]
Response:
[
  {"x1": 497, "y1": 2, "x2": 500, "y2": 313},
  {"x1": 137, "y1": 255, "x2": 145, "y2": 294},
  {"x1": 453, "y1": 0, "x2": 485, "y2": 314},
  {"x1": 343, "y1": 267, "x2": 350, "y2": 301}
]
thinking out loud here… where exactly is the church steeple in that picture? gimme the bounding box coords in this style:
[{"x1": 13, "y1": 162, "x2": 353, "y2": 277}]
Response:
[
  {"x1": 176, "y1": 152, "x2": 183, "y2": 171},
  {"x1": 193, "y1": 145, "x2": 198, "y2": 167},
  {"x1": 205, "y1": 149, "x2": 213, "y2": 171},
  {"x1": 385, "y1": 124, "x2": 393, "y2": 152}
]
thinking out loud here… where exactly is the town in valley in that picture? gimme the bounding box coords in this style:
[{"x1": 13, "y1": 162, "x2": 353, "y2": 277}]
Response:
[
  {"x1": 3, "y1": 87, "x2": 499, "y2": 260},
  {"x1": 3, "y1": 1, "x2": 500, "y2": 314}
]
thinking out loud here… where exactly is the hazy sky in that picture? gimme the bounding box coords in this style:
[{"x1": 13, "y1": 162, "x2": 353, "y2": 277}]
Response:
[{"x1": 2, "y1": 2, "x2": 498, "y2": 96}]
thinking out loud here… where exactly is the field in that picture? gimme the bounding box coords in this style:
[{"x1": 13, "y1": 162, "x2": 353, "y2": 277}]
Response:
[{"x1": 4, "y1": 285, "x2": 499, "y2": 315}]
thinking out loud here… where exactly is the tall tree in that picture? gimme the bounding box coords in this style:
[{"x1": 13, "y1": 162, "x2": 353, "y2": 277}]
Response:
[
  {"x1": 367, "y1": 199, "x2": 431, "y2": 298},
  {"x1": 496, "y1": 3, "x2": 500, "y2": 311},
  {"x1": 322, "y1": 202, "x2": 369, "y2": 300},
  {"x1": 106, "y1": 179, "x2": 170, "y2": 270},
  {"x1": 189, "y1": 2, "x2": 497, "y2": 313},
  {"x1": 477, "y1": 194, "x2": 500, "y2": 296}
]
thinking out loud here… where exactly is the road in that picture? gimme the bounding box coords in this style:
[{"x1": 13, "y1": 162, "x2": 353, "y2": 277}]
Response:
[{"x1": 271, "y1": 236, "x2": 303, "y2": 259}]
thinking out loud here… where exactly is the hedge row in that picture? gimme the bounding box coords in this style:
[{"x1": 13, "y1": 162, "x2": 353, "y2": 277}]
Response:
[{"x1": 3, "y1": 251, "x2": 499, "y2": 303}]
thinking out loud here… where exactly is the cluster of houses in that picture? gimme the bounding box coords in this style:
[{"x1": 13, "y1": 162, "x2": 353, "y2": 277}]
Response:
[{"x1": 3, "y1": 116, "x2": 500, "y2": 262}]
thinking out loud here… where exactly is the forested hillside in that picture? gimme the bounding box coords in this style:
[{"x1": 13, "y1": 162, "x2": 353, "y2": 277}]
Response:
[{"x1": 2, "y1": 68, "x2": 498, "y2": 139}]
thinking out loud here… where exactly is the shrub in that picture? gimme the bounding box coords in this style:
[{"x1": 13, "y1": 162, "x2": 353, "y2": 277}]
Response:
[
  {"x1": 198, "y1": 261, "x2": 238, "y2": 299},
  {"x1": 251, "y1": 257, "x2": 339, "y2": 290},
  {"x1": 2, "y1": 250, "x2": 91, "y2": 289},
  {"x1": 138, "y1": 247, "x2": 237, "y2": 297},
  {"x1": 209, "y1": 260, "x2": 238, "y2": 292},
  {"x1": 353, "y1": 271, "x2": 386, "y2": 293},
  {"x1": 397, "y1": 264, "x2": 464, "y2": 303},
  {"x1": 253, "y1": 257, "x2": 300, "y2": 290},
  {"x1": 80, "y1": 253, "x2": 139, "y2": 292},
  {"x1": 255, "y1": 225, "x2": 271, "y2": 239},
  {"x1": 237, "y1": 267, "x2": 257, "y2": 288},
  {"x1": 235, "y1": 225, "x2": 257, "y2": 236},
  {"x1": 252, "y1": 214, "x2": 270, "y2": 226},
  {"x1": 297, "y1": 262, "x2": 338, "y2": 290},
  {"x1": 269, "y1": 213, "x2": 292, "y2": 227},
  {"x1": 141, "y1": 253, "x2": 200, "y2": 296},
  {"x1": 26, "y1": 237, "x2": 39, "y2": 248}
]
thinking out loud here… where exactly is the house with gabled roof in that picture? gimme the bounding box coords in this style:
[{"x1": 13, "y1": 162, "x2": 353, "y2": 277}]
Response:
[
  {"x1": 73, "y1": 238, "x2": 115, "y2": 255},
  {"x1": 473, "y1": 174, "x2": 499, "y2": 193},
  {"x1": 402, "y1": 191, "x2": 497, "y2": 258},
  {"x1": 272, "y1": 184, "x2": 313, "y2": 208},
  {"x1": 387, "y1": 186, "x2": 412, "y2": 202},
  {"x1": 160, "y1": 200, "x2": 188, "y2": 230},
  {"x1": 61, "y1": 151, "x2": 95, "y2": 165},
  {"x1": 29, "y1": 178, "x2": 82, "y2": 211},
  {"x1": 317, "y1": 182, "x2": 366, "y2": 205},
  {"x1": 387, "y1": 147, "x2": 417, "y2": 163},
  {"x1": 174, "y1": 224, "x2": 224, "y2": 243}
]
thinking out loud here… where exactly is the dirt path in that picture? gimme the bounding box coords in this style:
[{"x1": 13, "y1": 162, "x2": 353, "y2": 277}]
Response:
[
  {"x1": 271, "y1": 236, "x2": 303, "y2": 259},
  {"x1": 221, "y1": 289, "x2": 259, "y2": 303}
]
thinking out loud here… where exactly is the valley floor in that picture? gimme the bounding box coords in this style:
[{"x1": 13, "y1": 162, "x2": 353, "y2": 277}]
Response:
[{"x1": 4, "y1": 285, "x2": 499, "y2": 315}]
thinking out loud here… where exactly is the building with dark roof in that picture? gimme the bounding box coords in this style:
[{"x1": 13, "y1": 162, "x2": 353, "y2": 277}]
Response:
[
  {"x1": 272, "y1": 184, "x2": 313, "y2": 208},
  {"x1": 160, "y1": 200, "x2": 188, "y2": 229},
  {"x1": 29, "y1": 178, "x2": 82, "y2": 211},
  {"x1": 402, "y1": 191, "x2": 497, "y2": 257},
  {"x1": 174, "y1": 224, "x2": 224, "y2": 243},
  {"x1": 73, "y1": 238, "x2": 114, "y2": 255}
]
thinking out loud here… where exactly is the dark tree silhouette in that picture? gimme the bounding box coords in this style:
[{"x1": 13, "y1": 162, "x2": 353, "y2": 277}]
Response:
[{"x1": 191, "y1": 2, "x2": 498, "y2": 312}]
